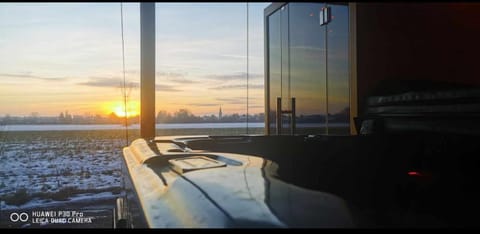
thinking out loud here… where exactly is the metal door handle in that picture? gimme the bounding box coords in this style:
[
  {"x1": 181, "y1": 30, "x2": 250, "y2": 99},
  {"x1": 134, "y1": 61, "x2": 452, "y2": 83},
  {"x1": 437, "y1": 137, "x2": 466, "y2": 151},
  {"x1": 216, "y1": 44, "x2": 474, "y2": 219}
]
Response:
[
  {"x1": 276, "y1": 97, "x2": 296, "y2": 135},
  {"x1": 276, "y1": 97, "x2": 282, "y2": 135},
  {"x1": 291, "y1": 97, "x2": 296, "y2": 135}
]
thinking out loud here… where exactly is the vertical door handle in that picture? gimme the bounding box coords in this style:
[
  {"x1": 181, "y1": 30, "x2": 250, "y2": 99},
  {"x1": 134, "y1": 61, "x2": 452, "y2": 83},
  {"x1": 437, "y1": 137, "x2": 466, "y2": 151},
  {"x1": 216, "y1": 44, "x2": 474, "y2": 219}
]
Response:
[
  {"x1": 291, "y1": 97, "x2": 296, "y2": 135},
  {"x1": 276, "y1": 97, "x2": 296, "y2": 135},
  {"x1": 276, "y1": 97, "x2": 282, "y2": 135}
]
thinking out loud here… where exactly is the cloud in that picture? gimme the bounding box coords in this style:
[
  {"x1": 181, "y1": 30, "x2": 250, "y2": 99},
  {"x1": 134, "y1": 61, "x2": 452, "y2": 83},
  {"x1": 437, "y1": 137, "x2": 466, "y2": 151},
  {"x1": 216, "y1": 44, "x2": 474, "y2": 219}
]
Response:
[
  {"x1": 78, "y1": 77, "x2": 180, "y2": 92},
  {"x1": 77, "y1": 77, "x2": 124, "y2": 88},
  {"x1": 0, "y1": 72, "x2": 68, "y2": 81},
  {"x1": 209, "y1": 84, "x2": 263, "y2": 90},
  {"x1": 156, "y1": 71, "x2": 184, "y2": 78},
  {"x1": 248, "y1": 105, "x2": 265, "y2": 109},
  {"x1": 155, "y1": 84, "x2": 181, "y2": 92},
  {"x1": 125, "y1": 70, "x2": 139, "y2": 75},
  {"x1": 206, "y1": 72, "x2": 263, "y2": 81},
  {"x1": 156, "y1": 71, "x2": 199, "y2": 84},
  {"x1": 188, "y1": 103, "x2": 219, "y2": 107},
  {"x1": 216, "y1": 97, "x2": 247, "y2": 105},
  {"x1": 116, "y1": 70, "x2": 264, "y2": 85},
  {"x1": 159, "y1": 77, "x2": 198, "y2": 84}
]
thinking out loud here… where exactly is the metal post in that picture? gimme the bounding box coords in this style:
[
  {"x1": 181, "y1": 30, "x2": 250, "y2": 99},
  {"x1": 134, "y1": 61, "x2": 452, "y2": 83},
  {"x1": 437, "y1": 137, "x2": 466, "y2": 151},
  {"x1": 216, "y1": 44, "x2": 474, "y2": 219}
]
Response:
[{"x1": 140, "y1": 2, "x2": 156, "y2": 140}]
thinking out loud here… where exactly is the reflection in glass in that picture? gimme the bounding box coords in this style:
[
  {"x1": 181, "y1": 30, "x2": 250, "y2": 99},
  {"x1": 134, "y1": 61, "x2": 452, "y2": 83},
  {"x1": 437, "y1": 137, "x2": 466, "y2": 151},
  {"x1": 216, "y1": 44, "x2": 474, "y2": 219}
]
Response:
[
  {"x1": 289, "y1": 2, "x2": 327, "y2": 135},
  {"x1": 266, "y1": 3, "x2": 349, "y2": 136},
  {"x1": 326, "y1": 4, "x2": 349, "y2": 135},
  {"x1": 268, "y1": 10, "x2": 281, "y2": 135},
  {"x1": 281, "y1": 5, "x2": 290, "y2": 114}
]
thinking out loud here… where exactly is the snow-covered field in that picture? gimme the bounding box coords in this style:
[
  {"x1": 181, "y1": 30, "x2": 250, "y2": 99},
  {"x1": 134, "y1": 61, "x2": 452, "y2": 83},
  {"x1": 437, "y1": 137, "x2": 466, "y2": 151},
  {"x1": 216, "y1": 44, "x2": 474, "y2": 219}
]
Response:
[
  {"x1": 0, "y1": 130, "x2": 130, "y2": 210},
  {"x1": 0, "y1": 127, "x2": 264, "y2": 212},
  {"x1": 0, "y1": 127, "x2": 266, "y2": 228}
]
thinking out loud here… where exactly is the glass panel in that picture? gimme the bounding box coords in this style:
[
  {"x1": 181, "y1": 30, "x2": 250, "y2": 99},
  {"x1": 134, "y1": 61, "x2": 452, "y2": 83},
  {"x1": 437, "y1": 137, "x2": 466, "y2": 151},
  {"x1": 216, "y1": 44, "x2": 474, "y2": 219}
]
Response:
[
  {"x1": 0, "y1": 3, "x2": 140, "y2": 218},
  {"x1": 326, "y1": 4, "x2": 350, "y2": 135},
  {"x1": 281, "y1": 5, "x2": 290, "y2": 114},
  {"x1": 156, "y1": 3, "x2": 251, "y2": 136},
  {"x1": 0, "y1": 3, "x2": 140, "y2": 131},
  {"x1": 268, "y1": 10, "x2": 281, "y2": 134},
  {"x1": 289, "y1": 3, "x2": 327, "y2": 135},
  {"x1": 280, "y1": 5, "x2": 291, "y2": 135},
  {"x1": 246, "y1": 3, "x2": 270, "y2": 135}
]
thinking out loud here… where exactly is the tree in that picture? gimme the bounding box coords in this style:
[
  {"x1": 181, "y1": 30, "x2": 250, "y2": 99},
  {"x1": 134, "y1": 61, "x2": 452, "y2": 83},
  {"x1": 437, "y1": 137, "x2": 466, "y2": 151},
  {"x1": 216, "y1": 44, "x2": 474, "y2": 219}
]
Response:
[
  {"x1": 2, "y1": 114, "x2": 11, "y2": 124},
  {"x1": 174, "y1": 109, "x2": 192, "y2": 122},
  {"x1": 156, "y1": 110, "x2": 171, "y2": 123},
  {"x1": 64, "y1": 111, "x2": 72, "y2": 124},
  {"x1": 58, "y1": 112, "x2": 65, "y2": 123},
  {"x1": 30, "y1": 112, "x2": 39, "y2": 124}
]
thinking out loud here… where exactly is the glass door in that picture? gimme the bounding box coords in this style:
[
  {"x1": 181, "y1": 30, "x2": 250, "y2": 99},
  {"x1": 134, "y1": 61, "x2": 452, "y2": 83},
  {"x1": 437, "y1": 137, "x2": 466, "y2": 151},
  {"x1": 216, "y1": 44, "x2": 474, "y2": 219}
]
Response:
[
  {"x1": 325, "y1": 3, "x2": 350, "y2": 135},
  {"x1": 266, "y1": 2, "x2": 349, "y2": 135},
  {"x1": 289, "y1": 2, "x2": 328, "y2": 135},
  {"x1": 267, "y1": 5, "x2": 284, "y2": 135}
]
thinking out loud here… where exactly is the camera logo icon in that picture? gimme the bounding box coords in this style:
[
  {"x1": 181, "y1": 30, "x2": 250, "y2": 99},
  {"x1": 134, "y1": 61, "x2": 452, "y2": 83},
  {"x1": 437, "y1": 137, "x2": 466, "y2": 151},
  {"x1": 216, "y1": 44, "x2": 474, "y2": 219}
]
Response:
[{"x1": 10, "y1": 212, "x2": 29, "y2": 222}]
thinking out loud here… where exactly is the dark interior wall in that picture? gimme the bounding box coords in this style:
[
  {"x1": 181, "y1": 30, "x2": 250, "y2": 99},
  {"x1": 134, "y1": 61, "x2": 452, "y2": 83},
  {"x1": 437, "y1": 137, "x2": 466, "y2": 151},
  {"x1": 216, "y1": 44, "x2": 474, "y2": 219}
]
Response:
[{"x1": 356, "y1": 3, "x2": 480, "y2": 112}]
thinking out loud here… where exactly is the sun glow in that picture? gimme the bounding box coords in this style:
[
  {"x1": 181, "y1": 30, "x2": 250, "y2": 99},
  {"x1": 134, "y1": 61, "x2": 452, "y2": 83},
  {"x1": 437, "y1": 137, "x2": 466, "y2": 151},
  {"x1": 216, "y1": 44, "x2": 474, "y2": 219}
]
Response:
[{"x1": 104, "y1": 101, "x2": 140, "y2": 117}]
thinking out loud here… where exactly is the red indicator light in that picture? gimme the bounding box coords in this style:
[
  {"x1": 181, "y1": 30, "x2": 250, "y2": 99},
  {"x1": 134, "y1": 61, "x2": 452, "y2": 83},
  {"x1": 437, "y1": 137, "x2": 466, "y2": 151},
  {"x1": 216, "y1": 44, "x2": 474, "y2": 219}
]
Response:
[{"x1": 408, "y1": 171, "x2": 422, "y2": 176}]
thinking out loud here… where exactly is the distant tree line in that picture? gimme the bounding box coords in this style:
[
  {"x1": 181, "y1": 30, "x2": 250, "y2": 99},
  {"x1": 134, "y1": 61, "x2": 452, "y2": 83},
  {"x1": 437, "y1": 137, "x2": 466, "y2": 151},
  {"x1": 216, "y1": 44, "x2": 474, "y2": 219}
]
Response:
[
  {"x1": 0, "y1": 111, "x2": 139, "y2": 125},
  {"x1": 0, "y1": 107, "x2": 350, "y2": 125},
  {"x1": 156, "y1": 109, "x2": 265, "y2": 123},
  {"x1": 0, "y1": 109, "x2": 265, "y2": 125}
]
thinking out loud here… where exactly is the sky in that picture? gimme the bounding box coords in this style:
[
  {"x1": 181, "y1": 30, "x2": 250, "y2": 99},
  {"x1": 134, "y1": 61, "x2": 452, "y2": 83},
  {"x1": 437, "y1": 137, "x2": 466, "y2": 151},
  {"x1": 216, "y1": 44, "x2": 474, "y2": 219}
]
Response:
[{"x1": 0, "y1": 2, "x2": 269, "y2": 117}]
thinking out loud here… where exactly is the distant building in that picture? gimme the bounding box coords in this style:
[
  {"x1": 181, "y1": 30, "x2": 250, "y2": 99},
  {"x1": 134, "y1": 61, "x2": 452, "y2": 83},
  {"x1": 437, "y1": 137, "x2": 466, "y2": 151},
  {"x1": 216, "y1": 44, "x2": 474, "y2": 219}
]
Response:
[{"x1": 219, "y1": 106, "x2": 222, "y2": 120}]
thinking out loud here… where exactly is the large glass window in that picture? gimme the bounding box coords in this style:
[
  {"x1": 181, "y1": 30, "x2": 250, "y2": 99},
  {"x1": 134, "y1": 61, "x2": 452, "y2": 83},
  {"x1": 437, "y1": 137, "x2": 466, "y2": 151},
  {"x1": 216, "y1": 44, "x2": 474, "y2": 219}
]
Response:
[
  {"x1": 155, "y1": 3, "x2": 269, "y2": 136},
  {"x1": 0, "y1": 2, "x2": 140, "y2": 217},
  {"x1": 0, "y1": 2, "x2": 270, "y2": 218},
  {"x1": 0, "y1": 3, "x2": 140, "y2": 128}
]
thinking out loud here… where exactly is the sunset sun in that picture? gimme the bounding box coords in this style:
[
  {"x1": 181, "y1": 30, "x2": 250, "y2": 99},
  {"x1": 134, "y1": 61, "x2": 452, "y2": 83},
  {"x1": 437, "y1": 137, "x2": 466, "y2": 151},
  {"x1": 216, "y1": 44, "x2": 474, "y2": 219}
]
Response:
[{"x1": 105, "y1": 101, "x2": 140, "y2": 118}]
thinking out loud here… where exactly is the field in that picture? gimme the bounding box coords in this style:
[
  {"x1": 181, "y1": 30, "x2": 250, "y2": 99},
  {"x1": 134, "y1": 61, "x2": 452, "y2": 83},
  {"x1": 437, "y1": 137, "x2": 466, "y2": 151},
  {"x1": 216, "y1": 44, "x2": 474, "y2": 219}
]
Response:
[{"x1": 0, "y1": 127, "x2": 263, "y2": 228}]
